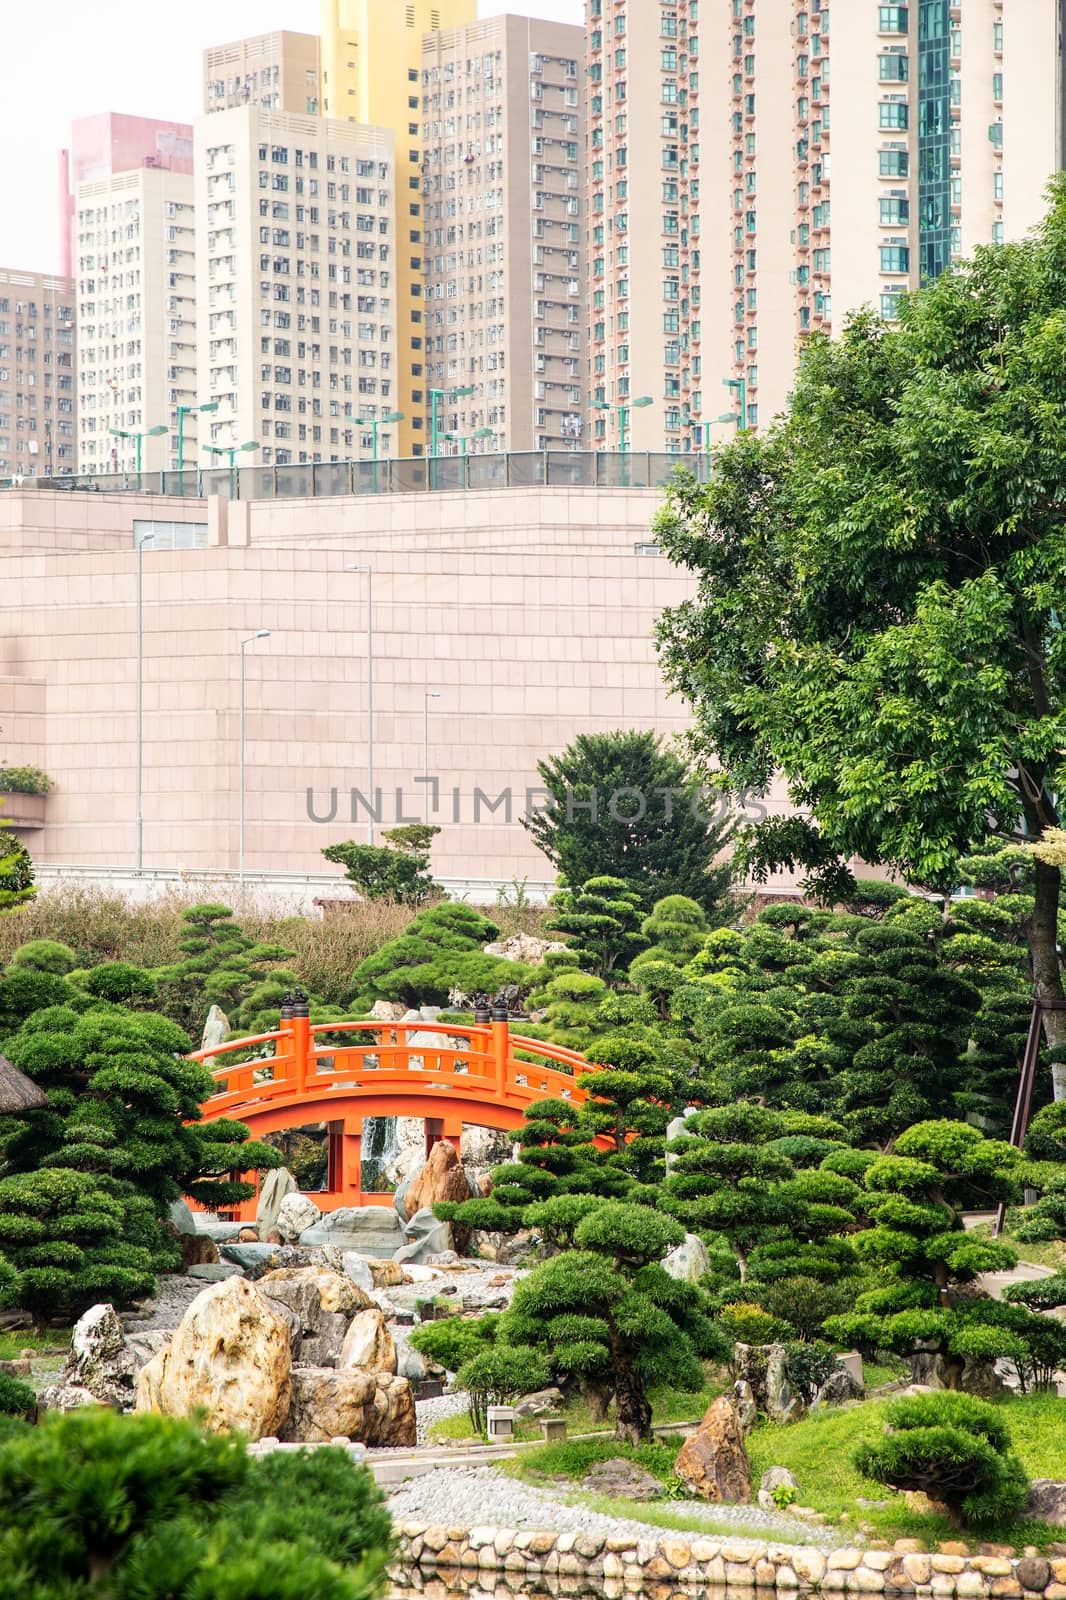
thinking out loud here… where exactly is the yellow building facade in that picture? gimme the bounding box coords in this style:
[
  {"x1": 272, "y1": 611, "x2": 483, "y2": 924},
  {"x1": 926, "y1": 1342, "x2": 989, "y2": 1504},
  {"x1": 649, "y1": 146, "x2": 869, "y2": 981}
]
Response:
[{"x1": 320, "y1": 0, "x2": 476, "y2": 458}]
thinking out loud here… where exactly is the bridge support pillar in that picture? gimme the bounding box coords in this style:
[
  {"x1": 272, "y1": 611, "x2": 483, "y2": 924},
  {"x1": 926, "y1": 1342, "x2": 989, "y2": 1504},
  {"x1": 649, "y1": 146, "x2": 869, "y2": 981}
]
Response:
[
  {"x1": 329, "y1": 1117, "x2": 363, "y2": 1203},
  {"x1": 425, "y1": 1115, "x2": 463, "y2": 1159}
]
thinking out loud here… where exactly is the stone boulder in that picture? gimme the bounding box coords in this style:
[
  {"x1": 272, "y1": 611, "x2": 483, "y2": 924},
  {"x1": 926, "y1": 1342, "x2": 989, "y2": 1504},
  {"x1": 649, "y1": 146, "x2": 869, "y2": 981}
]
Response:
[
  {"x1": 514, "y1": 1386, "x2": 565, "y2": 1418},
  {"x1": 734, "y1": 1342, "x2": 807, "y2": 1426},
  {"x1": 281, "y1": 1366, "x2": 415, "y2": 1446},
  {"x1": 758, "y1": 1466, "x2": 800, "y2": 1511},
  {"x1": 299, "y1": 1204, "x2": 406, "y2": 1257},
  {"x1": 394, "y1": 1205, "x2": 453, "y2": 1267},
  {"x1": 812, "y1": 1368, "x2": 863, "y2": 1408},
  {"x1": 40, "y1": 1304, "x2": 139, "y2": 1413},
  {"x1": 200, "y1": 1003, "x2": 230, "y2": 1063},
  {"x1": 673, "y1": 1397, "x2": 752, "y2": 1503},
  {"x1": 662, "y1": 1232, "x2": 710, "y2": 1286},
  {"x1": 368, "y1": 1000, "x2": 406, "y2": 1021},
  {"x1": 482, "y1": 931, "x2": 567, "y2": 965},
  {"x1": 403, "y1": 1140, "x2": 472, "y2": 1221},
  {"x1": 581, "y1": 1457, "x2": 663, "y2": 1501},
  {"x1": 733, "y1": 1380, "x2": 757, "y2": 1433},
  {"x1": 175, "y1": 1231, "x2": 221, "y2": 1271},
  {"x1": 1026, "y1": 1480, "x2": 1066, "y2": 1526},
  {"x1": 219, "y1": 1242, "x2": 321, "y2": 1279},
  {"x1": 168, "y1": 1198, "x2": 198, "y2": 1235},
  {"x1": 338, "y1": 1308, "x2": 397, "y2": 1374},
  {"x1": 135, "y1": 1277, "x2": 291, "y2": 1441},
  {"x1": 275, "y1": 1191, "x2": 323, "y2": 1243},
  {"x1": 259, "y1": 1266, "x2": 372, "y2": 1317},
  {"x1": 256, "y1": 1166, "x2": 298, "y2": 1236},
  {"x1": 368, "y1": 1258, "x2": 407, "y2": 1289}
]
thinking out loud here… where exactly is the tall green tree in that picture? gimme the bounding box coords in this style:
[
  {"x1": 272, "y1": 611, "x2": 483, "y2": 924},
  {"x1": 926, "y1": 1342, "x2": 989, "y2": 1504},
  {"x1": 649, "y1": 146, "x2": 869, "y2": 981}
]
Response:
[
  {"x1": 525, "y1": 730, "x2": 735, "y2": 914},
  {"x1": 655, "y1": 183, "x2": 1066, "y2": 1095}
]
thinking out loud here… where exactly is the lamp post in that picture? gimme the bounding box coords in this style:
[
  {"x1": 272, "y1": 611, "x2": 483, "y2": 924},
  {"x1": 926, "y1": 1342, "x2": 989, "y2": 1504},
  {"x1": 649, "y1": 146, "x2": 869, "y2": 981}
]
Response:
[
  {"x1": 722, "y1": 376, "x2": 748, "y2": 430},
  {"x1": 176, "y1": 401, "x2": 219, "y2": 493},
  {"x1": 423, "y1": 691, "x2": 440, "y2": 824},
  {"x1": 202, "y1": 440, "x2": 260, "y2": 498},
  {"x1": 359, "y1": 409, "x2": 405, "y2": 464},
  {"x1": 134, "y1": 529, "x2": 155, "y2": 871},
  {"x1": 443, "y1": 427, "x2": 494, "y2": 456},
  {"x1": 344, "y1": 562, "x2": 374, "y2": 844},
  {"x1": 592, "y1": 395, "x2": 653, "y2": 453},
  {"x1": 109, "y1": 424, "x2": 167, "y2": 491},
  {"x1": 429, "y1": 385, "x2": 474, "y2": 458},
  {"x1": 239, "y1": 630, "x2": 271, "y2": 887}
]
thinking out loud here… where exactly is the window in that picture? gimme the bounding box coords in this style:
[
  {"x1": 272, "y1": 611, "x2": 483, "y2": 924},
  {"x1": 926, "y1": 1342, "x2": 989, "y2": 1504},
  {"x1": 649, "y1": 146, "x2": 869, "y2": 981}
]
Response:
[
  {"x1": 879, "y1": 149, "x2": 909, "y2": 177},
  {"x1": 881, "y1": 290, "x2": 904, "y2": 319},
  {"x1": 879, "y1": 102, "x2": 909, "y2": 129},
  {"x1": 880, "y1": 244, "x2": 910, "y2": 273},
  {"x1": 878, "y1": 54, "x2": 909, "y2": 80},
  {"x1": 879, "y1": 197, "x2": 909, "y2": 224},
  {"x1": 878, "y1": 6, "x2": 908, "y2": 31}
]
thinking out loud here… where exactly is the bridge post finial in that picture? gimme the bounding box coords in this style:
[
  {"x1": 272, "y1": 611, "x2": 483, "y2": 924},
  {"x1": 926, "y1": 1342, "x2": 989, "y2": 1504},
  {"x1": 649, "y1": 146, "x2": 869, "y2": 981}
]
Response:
[
  {"x1": 280, "y1": 991, "x2": 295, "y2": 1021},
  {"x1": 290, "y1": 989, "x2": 311, "y2": 1093}
]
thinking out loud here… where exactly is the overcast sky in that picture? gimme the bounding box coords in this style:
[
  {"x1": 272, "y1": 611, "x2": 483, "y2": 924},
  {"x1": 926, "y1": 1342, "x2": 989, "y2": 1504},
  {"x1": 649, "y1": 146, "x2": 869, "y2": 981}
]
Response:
[{"x1": 4, "y1": 0, "x2": 583, "y2": 275}]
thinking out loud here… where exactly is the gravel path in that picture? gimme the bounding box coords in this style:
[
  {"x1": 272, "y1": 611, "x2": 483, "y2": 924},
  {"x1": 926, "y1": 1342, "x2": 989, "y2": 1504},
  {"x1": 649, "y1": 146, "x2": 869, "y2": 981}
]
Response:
[
  {"x1": 414, "y1": 1391, "x2": 469, "y2": 1446},
  {"x1": 386, "y1": 1464, "x2": 839, "y2": 1548}
]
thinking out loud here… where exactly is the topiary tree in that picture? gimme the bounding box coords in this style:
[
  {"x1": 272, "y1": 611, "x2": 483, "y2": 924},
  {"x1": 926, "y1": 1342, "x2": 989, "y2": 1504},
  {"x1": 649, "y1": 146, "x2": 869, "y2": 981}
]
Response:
[
  {"x1": 524, "y1": 729, "x2": 736, "y2": 914},
  {"x1": 543, "y1": 876, "x2": 648, "y2": 985},
  {"x1": 0, "y1": 1408, "x2": 392, "y2": 1600},
  {"x1": 347, "y1": 902, "x2": 528, "y2": 1011},
  {"x1": 0, "y1": 966, "x2": 79, "y2": 1035},
  {"x1": 78, "y1": 961, "x2": 157, "y2": 1006},
  {"x1": 153, "y1": 904, "x2": 298, "y2": 1034},
  {"x1": 500, "y1": 1200, "x2": 719, "y2": 1442},
  {"x1": 0, "y1": 1373, "x2": 35, "y2": 1418},
  {"x1": 854, "y1": 1392, "x2": 1028, "y2": 1529},
  {"x1": 0, "y1": 1167, "x2": 156, "y2": 1326},
  {"x1": 824, "y1": 1121, "x2": 1037, "y2": 1388},
  {"x1": 407, "y1": 1312, "x2": 499, "y2": 1376},
  {"x1": 455, "y1": 1344, "x2": 551, "y2": 1435},
  {"x1": 527, "y1": 968, "x2": 609, "y2": 1053},
  {"x1": 322, "y1": 826, "x2": 439, "y2": 907},
  {"x1": 634, "y1": 895, "x2": 712, "y2": 969},
  {"x1": 0, "y1": 829, "x2": 35, "y2": 916},
  {"x1": 7, "y1": 940, "x2": 76, "y2": 975}
]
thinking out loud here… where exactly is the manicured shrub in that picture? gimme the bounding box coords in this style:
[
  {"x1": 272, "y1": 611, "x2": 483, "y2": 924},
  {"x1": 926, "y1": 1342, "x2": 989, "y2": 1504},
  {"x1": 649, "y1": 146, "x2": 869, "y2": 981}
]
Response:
[
  {"x1": 7, "y1": 939, "x2": 76, "y2": 975},
  {"x1": 717, "y1": 1302, "x2": 792, "y2": 1349},
  {"x1": 0, "y1": 1374, "x2": 35, "y2": 1419},
  {"x1": 79, "y1": 960, "x2": 156, "y2": 1004},
  {"x1": 854, "y1": 1392, "x2": 1028, "y2": 1528},
  {"x1": 408, "y1": 1312, "x2": 498, "y2": 1374},
  {"x1": 0, "y1": 1407, "x2": 391, "y2": 1600},
  {"x1": 456, "y1": 1345, "x2": 551, "y2": 1434},
  {"x1": 755, "y1": 1276, "x2": 857, "y2": 1343},
  {"x1": 348, "y1": 902, "x2": 526, "y2": 1011}
]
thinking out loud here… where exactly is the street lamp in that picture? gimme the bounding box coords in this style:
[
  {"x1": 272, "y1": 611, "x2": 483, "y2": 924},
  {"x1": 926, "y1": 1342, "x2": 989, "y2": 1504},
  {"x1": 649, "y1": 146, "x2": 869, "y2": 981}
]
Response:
[
  {"x1": 429, "y1": 385, "x2": 474, "y2": 457},
  {"x1": 358, "y1": 410, "x2": 404, "y2": 464},
  {"x1": 238, "y1": 630, "x2": 271, "y2": 888},
  {"x1": 344, "y1": 562, "x2": 374, "y2": 844},
  {"x1": 134, "y1": 529, "x2": 155, "y2": 870},
  {"x1": 592, "y1": 396, "x2": 653, "y2": 454},
  {"x1": 423, "y1": 691, "x2": 441, "y2": 824},
  {"x1": 109, "y1": 424, "x2": 167, "y2": 490},
  {"x1": 202, "y1": 440, "x2": 260, "y2": 498},
  {"x1": 176, "y1": 401, "x2": 219, "y2": 492},
  {"x1": 443, "y1": 427, "x2": 494, "y2": 456},
  {"x1": 722, "y1": 376, "x2": 748, "y2": 430}
]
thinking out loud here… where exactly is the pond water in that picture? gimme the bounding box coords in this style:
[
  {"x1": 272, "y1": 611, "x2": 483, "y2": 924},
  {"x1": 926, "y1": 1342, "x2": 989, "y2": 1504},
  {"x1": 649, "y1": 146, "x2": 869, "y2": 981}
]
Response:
[{"x1": 386, "y1": 1574, "x2": 735, "y2": 1600}]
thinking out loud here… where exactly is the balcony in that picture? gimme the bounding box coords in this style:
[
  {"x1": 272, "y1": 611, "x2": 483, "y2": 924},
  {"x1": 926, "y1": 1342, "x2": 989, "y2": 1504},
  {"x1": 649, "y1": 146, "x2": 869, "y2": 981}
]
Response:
[{"x1": 0, "y1": 791, "x2": 46, "y2": 830}]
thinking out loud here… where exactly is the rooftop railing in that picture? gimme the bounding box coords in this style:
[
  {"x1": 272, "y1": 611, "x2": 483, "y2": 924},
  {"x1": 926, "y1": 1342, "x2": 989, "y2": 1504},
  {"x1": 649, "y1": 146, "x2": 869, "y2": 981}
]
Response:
[{"x1": 0, "y1": 449, "x2": 711, "y2": 502}]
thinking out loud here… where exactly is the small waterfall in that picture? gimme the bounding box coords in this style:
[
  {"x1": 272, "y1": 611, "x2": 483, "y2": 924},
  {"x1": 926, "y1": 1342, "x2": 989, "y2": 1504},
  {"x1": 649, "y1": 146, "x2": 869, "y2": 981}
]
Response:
[{"x1": 361, "y1": 1115, "x2": 400, "y2": 1191}]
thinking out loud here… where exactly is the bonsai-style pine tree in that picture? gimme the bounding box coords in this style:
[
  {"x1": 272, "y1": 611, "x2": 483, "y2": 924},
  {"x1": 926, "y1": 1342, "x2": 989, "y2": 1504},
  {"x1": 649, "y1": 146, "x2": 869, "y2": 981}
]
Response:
[
  {"x1": 153, "y1": 904, "x2": 298, "y2": 1034},
  {"x1": 0, "y1": 828, "x2": 36, "y2": 916},
  {"x1": 634, "y1": 894, "x2": 711, "y2": 968},
  {"x1": 322, "y1": 823, "x2": 439, "y2": 907},
  {"x1": 499, "y1": 1200, "x2": 720, "y2": 1442},
  {"x1": 544, "y1": 876, "x2": 647, "y2": 984},
  {"x1": 346, "y1": 902, "x2": 528, "y2": 1011}
]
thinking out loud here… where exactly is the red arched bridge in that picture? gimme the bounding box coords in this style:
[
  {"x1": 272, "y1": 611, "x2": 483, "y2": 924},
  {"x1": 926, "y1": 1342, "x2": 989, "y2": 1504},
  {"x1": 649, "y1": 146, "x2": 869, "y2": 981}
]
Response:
[{"x1": 191, "y1": 998, "x2": 598, "y2": 1219}]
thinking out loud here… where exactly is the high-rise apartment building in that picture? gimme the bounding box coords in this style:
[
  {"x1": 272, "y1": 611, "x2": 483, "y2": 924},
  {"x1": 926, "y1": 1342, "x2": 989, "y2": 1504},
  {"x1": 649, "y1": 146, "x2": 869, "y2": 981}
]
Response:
[
  {"x1": 420, "y1": 15, "x2": 584, "y2": 454},
  {"x1": 585, "y1": 0, "x2": 714, "y2": 455},
  {"x1": 319, "y1": 0, "x2": 476, "y2": 455},
  {"x1": 75, "y1": 168, "x2": 196, "y2": 477},
  {"x1": 0, "y1": 270, "x2": 76, "y2": 480},
  {"x1": 59, "y1": 114, "x2": 194, "y2": 279},
  {"x1": 193, "y1": 107, "x2": 397, "y2": 468},
  {"x1": 203, "y1": 31, "x2": 322, "y2": 117},
  {"x1": 589, "y1": 0, "x2": 1066, "y2": 450}
]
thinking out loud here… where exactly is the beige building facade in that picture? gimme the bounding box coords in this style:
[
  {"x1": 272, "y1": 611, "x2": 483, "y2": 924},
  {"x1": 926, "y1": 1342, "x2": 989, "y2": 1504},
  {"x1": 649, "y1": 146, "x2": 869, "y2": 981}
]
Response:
[
  {"x1": 203, "y1": 31, "x2": 322, "y2": 118},
  {"x1": 591, "y1": 0, "x2": 1066, "y2": 446},
  {"x1": 421, "y1": 14, "x2": 585, "y2": 454},
  {"x1": 193, "y1": 107, "x2": 398, "y2": 468},
  {"x1": 0, "y1": 270, "x2": 76, "y2": 480},
  {"x1": 75, "y1": 169, "x2": 197, "y2": 477},
  {"x1": 0, "y1": 481, "x2": 803, "y2": 899}
]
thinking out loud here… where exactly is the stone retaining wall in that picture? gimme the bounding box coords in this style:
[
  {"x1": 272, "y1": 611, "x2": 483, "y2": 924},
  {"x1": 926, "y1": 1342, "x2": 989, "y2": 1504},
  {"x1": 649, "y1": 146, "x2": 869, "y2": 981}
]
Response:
[{"x1": 393, "y1": 1523, "x2": 1066, "y2": 1596}]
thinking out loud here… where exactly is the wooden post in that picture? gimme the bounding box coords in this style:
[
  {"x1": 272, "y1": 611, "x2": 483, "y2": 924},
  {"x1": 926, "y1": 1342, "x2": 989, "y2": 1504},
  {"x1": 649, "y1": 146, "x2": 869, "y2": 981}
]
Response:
[
  {"x1": 276, "y1": 990, "x2": 295, "y2": 1087},
  {"x1": 491, "y1": 1000, "x2": 509, "y2": 1102},
  {"x1": 342, "y1": 1117, "x2": 363, "y2": 1204},
  {"x1": 474, "y1": 1002, "x2": 491, "y2": 1082},
  {"x1": 291, "y1": 988, "x2": 311, "y2": 1096}
]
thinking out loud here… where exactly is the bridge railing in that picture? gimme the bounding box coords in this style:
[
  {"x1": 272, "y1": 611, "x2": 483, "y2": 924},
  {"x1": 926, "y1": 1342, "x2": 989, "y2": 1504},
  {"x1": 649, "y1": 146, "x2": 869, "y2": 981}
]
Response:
[{"x1": 192, "y1": 1009, "x2": 596, "y2": 1125}]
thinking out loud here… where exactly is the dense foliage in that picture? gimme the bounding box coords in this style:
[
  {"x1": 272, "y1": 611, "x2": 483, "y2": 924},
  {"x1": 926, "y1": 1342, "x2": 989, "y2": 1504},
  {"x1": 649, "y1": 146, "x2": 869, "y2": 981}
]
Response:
[{"x1": 322, "y1": 824, "x2": 439, "y2": 907}]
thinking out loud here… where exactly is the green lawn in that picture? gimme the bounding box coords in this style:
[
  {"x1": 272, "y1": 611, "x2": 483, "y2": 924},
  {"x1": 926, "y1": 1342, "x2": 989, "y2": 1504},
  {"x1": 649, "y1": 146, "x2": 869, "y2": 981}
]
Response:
[
  {"x1": 968, "y1": 1219, "x2": 1066, "y2": 1273},
  {"x1": 0, "y1": 1328, "x2": 72, "y2": 1362},
  {"x1": 426, "y1": 1373, "x2": 724, "y2": 1446},
  {"x1": 747, "y1": 1391, "x2": 1066, "y2": 1549}
]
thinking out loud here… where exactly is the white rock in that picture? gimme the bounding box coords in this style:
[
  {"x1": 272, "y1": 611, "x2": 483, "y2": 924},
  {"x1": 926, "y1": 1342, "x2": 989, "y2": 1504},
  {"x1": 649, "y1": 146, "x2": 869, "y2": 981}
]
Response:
[
  {"x1": 338, "y1": 1308, "x2": 397, "y2": 1374},
  {"x1": 275, "y1": 1191, "x2": 322, "y2": 1243},
  {"x1": 256, "y1": 1167, "x2": 298, "y2": 1235}
]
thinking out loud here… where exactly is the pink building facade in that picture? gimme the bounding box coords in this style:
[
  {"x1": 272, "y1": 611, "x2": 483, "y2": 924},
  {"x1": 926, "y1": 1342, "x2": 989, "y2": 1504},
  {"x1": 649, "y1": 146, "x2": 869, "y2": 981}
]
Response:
[
  {"x1": 0, "y1": 482, "x2": 819, "y2": 903},
  {"x1": 59, "y1": 114, "x2": 194, "y2": 277}
]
